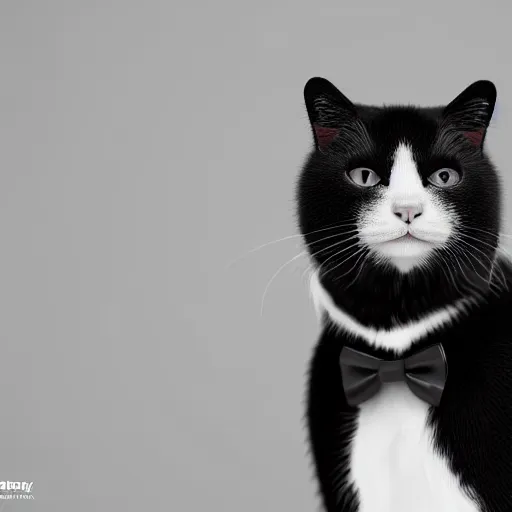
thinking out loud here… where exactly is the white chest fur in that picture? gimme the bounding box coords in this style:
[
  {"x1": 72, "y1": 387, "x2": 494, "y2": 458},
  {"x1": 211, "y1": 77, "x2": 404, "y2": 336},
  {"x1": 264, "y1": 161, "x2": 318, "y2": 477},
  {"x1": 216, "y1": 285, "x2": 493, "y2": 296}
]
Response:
[
  {"x1": 309, "y1": 272, "x2": 480, "y2": 512},
  {"x1": 351, "y1": 383, "x2": 478, "y2": 512}
]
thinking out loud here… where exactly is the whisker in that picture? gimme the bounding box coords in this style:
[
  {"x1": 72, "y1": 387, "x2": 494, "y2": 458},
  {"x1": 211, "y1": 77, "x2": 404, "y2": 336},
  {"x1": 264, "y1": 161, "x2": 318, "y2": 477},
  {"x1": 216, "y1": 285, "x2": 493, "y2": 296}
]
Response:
[
  {"x1": 436, "y1": 250, "x2": 463, "y2": 295},
  {"x1": 459, "y1": 224, "x2": 512, "y2": 240},
  {"x1": 314, "y1": 235, "x2": 361, "y2": 266},
  {"x1": 336, "y1": 247, "x2": 368, "y2": 281},
  {"x1": 260, "y1": 251, "x2": 308, "y2": 316},
  {"x1": 314, "y1": 238, "x2": 362, "y2": 278},
  {"x1": 455, "y1": 230, "x2": 512, "y2": 261},
  {"x1": 345, "y1": 250, "x2": 371, "y2": 289},
  {"x1": 226, "y1": 220, "x2": 358, "y2": 269},
  {"x1": 437, "y1": 249, "x2": 482, "y2": 300},
  {"x1": 323, "y1": 245, "x2": 367, "y2": 280},
  {"x1": 453, "y1": 238, "x2": 507, "y2": 296},
  {"x1": 442, "y1": 243, "x2": 473, "y2": 285},
  {"x1": 452, "y1": 229, "x2": 511, "y2": 290},
  {"x1": 300, "y1": 236, "x2": 358, "y2": 281},
  {"x1": 451, "y1": 236, "x2": 508, "y2": 293},
  {"x1": 453, "y1": 234, "x2": 508, "y2": 284},
  {"x1": 260, "y1": 234, "x2": 361, "y2": 316},
  {"x1": 449, "y1": 242, "x2": 500, "y2": 298},
  {"x1": 417, "y1": 252, "x2": 436, "y2": 289},
  {"x1": 443, "y1": 243, "x2": 492, "y2": 301},
  {"x1": 301, "y1": 235, "x2": 361, "y2": 280}
]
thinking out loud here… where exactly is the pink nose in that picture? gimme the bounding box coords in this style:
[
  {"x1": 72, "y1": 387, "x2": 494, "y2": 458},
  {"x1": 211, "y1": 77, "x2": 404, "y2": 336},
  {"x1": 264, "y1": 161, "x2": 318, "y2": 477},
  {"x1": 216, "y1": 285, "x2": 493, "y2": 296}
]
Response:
[{"x1": 393, "y1": 204, "x2": 423, "y2": 223}]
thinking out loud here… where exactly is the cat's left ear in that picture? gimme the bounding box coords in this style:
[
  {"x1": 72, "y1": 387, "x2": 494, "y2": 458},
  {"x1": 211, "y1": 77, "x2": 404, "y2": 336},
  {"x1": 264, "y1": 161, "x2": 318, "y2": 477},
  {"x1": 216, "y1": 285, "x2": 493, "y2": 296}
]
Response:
[
  {"x1": 304, "y1": 77, "x2": 357, "y2": 152},
  {"x1": 442, "y1": 80, "x2": 497, "y2": 148}
]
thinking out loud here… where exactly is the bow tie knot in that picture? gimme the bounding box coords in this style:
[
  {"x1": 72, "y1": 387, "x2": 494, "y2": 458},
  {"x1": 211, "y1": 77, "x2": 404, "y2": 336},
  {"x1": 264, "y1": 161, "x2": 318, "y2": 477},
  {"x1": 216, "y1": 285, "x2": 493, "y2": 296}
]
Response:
[
  {"x1": 339, "y1": 344, "x2": 448, "y2": 407},
  {"x1": 378, "y1": 359, "x2": 405, "y2": 383}
]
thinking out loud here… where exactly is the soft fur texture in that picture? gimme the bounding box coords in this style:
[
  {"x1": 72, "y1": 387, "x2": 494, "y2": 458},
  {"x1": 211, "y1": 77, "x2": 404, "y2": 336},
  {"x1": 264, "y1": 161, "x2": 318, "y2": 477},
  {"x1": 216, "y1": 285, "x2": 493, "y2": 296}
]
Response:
[{"x1": 298, "y1": 77, "x2": 512, "y2": 511}]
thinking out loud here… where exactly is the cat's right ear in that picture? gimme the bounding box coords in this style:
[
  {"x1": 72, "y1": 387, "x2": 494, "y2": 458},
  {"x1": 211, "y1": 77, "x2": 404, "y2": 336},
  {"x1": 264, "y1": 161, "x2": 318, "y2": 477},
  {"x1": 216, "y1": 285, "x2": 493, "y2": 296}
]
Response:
[
  {"x1": 304, "y1": 77, "x2": 356, "y2": 152},
  {"x1": 441, "y1": 80, "x2": 497, "y2": 149}
]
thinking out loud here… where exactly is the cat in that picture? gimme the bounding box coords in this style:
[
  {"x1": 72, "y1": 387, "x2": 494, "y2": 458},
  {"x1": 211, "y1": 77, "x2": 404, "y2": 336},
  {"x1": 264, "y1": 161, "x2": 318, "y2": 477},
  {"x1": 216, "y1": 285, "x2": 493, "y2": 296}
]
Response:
[{"x1": 297, "y1": 77, "x2": 512, "y2": 512}]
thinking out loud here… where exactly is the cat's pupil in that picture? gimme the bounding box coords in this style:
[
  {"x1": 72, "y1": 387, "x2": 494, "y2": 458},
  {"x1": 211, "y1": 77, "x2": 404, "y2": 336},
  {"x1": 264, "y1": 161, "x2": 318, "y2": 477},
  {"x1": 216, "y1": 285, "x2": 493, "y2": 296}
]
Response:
[
  {"x1": 440, "y1": 171, "x2": 449, "y2": 183},
  {"x1": 362, "y1": 170, "x2": 370, "y2": 183}
]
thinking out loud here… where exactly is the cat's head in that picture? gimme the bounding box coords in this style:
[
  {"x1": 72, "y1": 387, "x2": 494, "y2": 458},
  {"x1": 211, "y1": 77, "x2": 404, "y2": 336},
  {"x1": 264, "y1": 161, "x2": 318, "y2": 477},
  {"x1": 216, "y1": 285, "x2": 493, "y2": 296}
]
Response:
[{"x1": 297, "y1": 78, "x2": 501, "y2": 315}]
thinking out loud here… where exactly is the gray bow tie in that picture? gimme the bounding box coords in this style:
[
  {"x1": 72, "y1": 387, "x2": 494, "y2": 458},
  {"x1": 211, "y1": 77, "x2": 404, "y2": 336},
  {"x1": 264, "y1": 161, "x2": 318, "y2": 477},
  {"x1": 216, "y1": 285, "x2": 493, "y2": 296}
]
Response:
[{"x1": 339, "y1": 344, "x2": 448, "y2": 407}]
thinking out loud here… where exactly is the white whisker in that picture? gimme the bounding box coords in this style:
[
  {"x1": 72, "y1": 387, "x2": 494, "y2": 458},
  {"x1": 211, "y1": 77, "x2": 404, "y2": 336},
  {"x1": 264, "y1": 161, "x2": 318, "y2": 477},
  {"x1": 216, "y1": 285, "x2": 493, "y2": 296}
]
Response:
[
  {"x1": 226, "y1": 220, "x2": 358, "y2": 269},
  {"x1": 260, "y1": 251, "x2": 308, "y2": 316}
]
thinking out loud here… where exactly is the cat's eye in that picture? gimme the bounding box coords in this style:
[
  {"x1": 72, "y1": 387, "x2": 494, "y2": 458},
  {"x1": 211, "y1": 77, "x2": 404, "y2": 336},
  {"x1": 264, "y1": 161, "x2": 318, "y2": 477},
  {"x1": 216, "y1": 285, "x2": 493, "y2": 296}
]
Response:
[
  {"x1": 347, "y1": 167, "x2": 381, "y2": 187},
  {"x1": 428, "y1": 168, "x2": 461, "y2": 188}
]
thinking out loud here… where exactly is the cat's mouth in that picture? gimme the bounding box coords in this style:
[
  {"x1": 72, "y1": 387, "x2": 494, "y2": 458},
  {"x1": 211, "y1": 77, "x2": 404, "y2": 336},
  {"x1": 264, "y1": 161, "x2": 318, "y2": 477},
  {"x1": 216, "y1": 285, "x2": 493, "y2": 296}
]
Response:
[
  {"x1": 396, "y1": 233, "x2": 427, "y2": 242},
  {"x1": 366, "y1": 229, "x2": 436, "y2": 272},
  {"x1": 376, "y1": 232, "x2": 429, "y2": 244},
  {"x1": 390, "y1": 229, "x2": 441, "y2": 245},
  {"x1": 360, "y1": 226, "x2": 448, "y2": 259},
  {"x1": 385, "y1": 232, "x2": 436, "y2": 248}
]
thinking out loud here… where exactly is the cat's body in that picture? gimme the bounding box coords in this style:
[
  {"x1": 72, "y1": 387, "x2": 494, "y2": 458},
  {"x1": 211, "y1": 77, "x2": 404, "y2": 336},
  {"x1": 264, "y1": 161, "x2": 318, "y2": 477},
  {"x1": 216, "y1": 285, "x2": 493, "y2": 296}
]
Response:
[
  {"x1": 309, "y1": 261, "x2": 512, "y2": 512},
  {"x1": 298, "y1": 78, "x2": 512, "y2": 511}
]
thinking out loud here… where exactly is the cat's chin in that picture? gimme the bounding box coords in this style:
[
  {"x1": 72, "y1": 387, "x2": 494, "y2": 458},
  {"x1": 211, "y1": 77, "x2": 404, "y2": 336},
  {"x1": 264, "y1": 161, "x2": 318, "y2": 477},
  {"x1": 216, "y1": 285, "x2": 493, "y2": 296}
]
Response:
[{"x1": 372, "y1": 236, "x2": 434, "y2": 273}]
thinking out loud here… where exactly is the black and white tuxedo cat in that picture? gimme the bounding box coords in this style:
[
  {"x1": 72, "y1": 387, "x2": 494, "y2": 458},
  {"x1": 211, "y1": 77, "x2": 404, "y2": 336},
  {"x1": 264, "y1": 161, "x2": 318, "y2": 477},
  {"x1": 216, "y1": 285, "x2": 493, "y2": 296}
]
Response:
[{"x1": 298, "y1": 78, "x2": 512, "y2": 512}]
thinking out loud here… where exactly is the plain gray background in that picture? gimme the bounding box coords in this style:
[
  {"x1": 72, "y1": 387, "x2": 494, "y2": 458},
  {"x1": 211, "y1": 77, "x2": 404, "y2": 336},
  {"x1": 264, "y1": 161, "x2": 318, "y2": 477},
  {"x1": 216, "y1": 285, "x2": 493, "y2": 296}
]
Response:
[{"x1": 1, "y1": 1, "x2": 512, "y2": 511}]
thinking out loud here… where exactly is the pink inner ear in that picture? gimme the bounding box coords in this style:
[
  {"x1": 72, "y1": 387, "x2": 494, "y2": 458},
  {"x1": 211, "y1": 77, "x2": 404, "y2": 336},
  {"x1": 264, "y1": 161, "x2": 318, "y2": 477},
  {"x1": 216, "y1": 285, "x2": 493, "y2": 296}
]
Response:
[
  {"x1": 463, "y1": 128, "x2": 484, "y2": 146},
  {"x1": 313, "y1": 124, "x2": 340, "y2": 150}
]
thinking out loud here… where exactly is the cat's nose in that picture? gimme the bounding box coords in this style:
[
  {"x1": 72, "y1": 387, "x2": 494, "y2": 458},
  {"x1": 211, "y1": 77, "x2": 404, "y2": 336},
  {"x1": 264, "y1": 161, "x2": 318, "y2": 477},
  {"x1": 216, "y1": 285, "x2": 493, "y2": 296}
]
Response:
[{"x1": 393, "y1": 203, "x2": 423, "y2": 223}]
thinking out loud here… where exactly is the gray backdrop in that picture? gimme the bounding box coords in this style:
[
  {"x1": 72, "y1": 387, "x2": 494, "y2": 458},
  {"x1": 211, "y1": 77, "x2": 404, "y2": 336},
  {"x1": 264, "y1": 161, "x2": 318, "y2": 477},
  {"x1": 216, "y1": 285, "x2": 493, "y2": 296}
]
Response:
[{"x1": 1, "y1": 1, "x2": 511, "y2": 511}]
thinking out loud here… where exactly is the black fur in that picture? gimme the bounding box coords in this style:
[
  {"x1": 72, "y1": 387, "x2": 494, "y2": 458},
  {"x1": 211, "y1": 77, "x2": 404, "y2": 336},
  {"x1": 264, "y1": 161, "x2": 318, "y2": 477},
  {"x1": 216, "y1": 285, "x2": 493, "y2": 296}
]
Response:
[{"x1": 297, "y1": 77, "x2": 512, "y2": 511}]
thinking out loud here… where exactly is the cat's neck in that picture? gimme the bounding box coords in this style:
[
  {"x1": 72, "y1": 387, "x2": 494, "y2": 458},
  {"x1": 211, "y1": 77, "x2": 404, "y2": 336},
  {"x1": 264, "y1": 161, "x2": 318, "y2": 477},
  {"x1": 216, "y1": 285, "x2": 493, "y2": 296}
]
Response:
[{"x1": 309, "y1": 270, "x2": 481, "y2": 354}]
